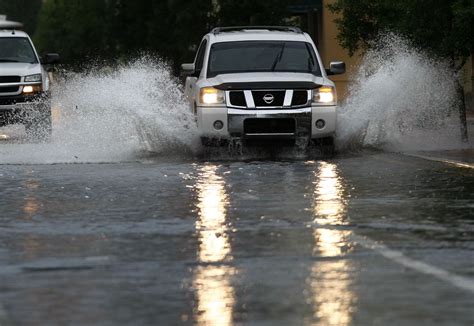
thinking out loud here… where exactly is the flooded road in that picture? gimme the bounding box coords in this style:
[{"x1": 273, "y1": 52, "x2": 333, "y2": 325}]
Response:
[{"x1": 0, "y1": 152, "x2": 473, "y2": 325}]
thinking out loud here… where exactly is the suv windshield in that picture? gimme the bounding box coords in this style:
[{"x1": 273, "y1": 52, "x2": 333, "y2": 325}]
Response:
[
  {"x1": 0, "y1": 37, "x2": 38, "y2": 64},
  {"x1": 207, "y1": 41, "x2": 321, "y2": 78}
]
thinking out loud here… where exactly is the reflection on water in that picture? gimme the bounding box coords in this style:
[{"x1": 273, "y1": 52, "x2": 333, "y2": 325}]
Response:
[
  {"x1": 193, "y1": 165, "x2": 235, "y2": 326},
  {"x1": 20, "y1": 179, "x2": 46, "y2": 260},
  {"x1": 23, "y1": 180, "x2": 40, "y2": 221},
  {"x1": 313, "y1": 164, "x2": 345, "y2": 224},
  {"x1": 196, "y1": 166, "x2": 231, "y2": 263},
  {"x1": 309, "y1": 162, "x2": 356, "y2": 326}
]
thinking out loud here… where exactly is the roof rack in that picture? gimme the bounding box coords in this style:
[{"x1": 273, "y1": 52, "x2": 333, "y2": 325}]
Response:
[{"x1": 211, "y1": 26, "x2": 302, "y2": 35}]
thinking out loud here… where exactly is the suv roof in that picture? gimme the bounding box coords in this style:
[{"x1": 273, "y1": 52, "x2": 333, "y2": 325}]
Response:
[
  {"x1": 0, "y1": 30, "x2": 28, "y2": 38},
  {"x1": 211, "y1": 26, "x2": 302, "y2": 34},
  {"x1": 208, "y1": 26, "x2": 310, "y2": 43}
]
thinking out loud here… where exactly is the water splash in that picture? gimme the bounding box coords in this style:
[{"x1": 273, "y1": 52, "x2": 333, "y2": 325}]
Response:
[
  {"x1": 0, "y1": 40, "x2": 469, "y2": 164},
  {"x1": 337, "y1": 34, "x2": 465, "y2": 152},
  {"x1": 0, "y1": 58, "x2": 200, "y2": 164}
]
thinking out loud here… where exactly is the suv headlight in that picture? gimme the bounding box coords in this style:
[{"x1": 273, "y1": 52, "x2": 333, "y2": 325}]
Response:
[
  {"x1": 200, "y1": 87, "x2": 225, "y2": 105},
  {"x1": 313, "y1": 86, "x2": 336, "y2": 105},
  {"x1": 24, "y1": 74, "x2": 42, "y2": 82}
]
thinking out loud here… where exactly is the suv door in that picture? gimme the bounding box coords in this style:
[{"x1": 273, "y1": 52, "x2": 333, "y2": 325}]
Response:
[{"x1": 185, "y1": 38, "x2": 207, "y2": 112}]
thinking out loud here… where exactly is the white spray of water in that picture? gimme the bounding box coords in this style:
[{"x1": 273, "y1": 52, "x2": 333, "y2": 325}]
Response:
[
  {"x1": 337, "y1": 35, "x2": 466, "y2": 152},
  {"x1": 0, "y1": 39, "x2": 469, "y2": 164},
  {"x1": 0, "y1": 58, "x2": 200, "y2": 164}
]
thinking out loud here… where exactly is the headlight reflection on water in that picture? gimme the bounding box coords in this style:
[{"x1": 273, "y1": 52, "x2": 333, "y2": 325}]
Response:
[
  {"x1": 309, "y1": 162, "x2": 357, "y2": 326},
  {"x1": 191, "y1": 163, "x2": 357, "y2": 325},
  {"x1": 193, "y1": 165, "x2": 236, "y2": 326}
]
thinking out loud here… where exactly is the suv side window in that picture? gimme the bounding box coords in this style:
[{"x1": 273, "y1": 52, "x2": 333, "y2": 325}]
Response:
[{"x1": 194, "y1": 39, "x2": 208, "y2": 73}]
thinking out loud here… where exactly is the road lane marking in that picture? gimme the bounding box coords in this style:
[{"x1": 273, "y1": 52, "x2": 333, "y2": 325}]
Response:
[
  {"x1": 351, "y1": 234, "x2": 474, "y2": 293},
  {"x1": 370, "y1": 153, "x2": 427, "y2": 168},
  {"x1": 403, "y1": 153, "x2": 474, "y2": 169},
  {"x1": 311, "y1": 161, "x2": 474, "y2": 295}
]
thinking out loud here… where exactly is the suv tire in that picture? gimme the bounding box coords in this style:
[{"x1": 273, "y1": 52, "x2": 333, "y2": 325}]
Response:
[
  {"x1": 312, "y1": 136, "x2": 336, "y2": 157},
  {"x1": 24, "y1": 104, "x2": 52, "y2": 143}
]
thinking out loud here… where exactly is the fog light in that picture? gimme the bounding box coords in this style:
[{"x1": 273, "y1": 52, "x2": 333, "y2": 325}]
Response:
[
  {"x1": 23, "y1": 86, "x2": 34, "y2": 93},
  {"x1": 315, "y1": 119, "x2": 325, "y2": 129},
  {"x1": 22, "y1": 85, "x2": 42, "y2": 94},
  {"x1": 213, "y1": 120, "x2": 224, "y2": 130}
]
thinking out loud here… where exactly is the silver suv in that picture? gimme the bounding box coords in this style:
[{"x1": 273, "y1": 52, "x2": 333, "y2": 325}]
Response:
[
  {"x1": 0, "y1": 18, "x2": 59, "y2": 141},
  {"x1": 182, "y1": 26, "x2": 344, "y2": 152}
]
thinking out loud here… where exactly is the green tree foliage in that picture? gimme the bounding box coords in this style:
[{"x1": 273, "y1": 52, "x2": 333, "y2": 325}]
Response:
[
  {"x1": 216, "y1": 0, "x2": 291, "y2": 26},
  {"x1": 328, "y1": 0, "x2": 473, "y2": 69},
  {"x1": 35, "y1": 0, "x2": 111, "y2": 64},
  {"x1": 34, "y1": 0, "x2": 214, "y2": 70},
  {"x1": 328, "y1": 0, "x2": 473, "y2": 140},
  {"x1": 147, "y1": 0, "x2": 215, "y2": 69},
  {"x1": 0, "y1": 0, "x2": 42, "y2": 35},
  {"x1": 34, "y1": 0, "x2": 303, "y2": 69}
]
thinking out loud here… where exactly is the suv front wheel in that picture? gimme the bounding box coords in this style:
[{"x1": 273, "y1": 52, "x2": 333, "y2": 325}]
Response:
[
  {"x1": 24, "y1": 104, "x2": 52, "y2": 142},
  {"x1": 311, "y1": 136, "x2": 336, "y2": 157}
]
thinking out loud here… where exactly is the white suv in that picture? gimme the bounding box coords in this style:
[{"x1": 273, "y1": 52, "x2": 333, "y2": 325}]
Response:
[
  {"x1": 0, "y1": 19, "x2": 59, "y2": 141},
  {"x1": 182, "y1": 26, "x2": 345, "y2": 152}
]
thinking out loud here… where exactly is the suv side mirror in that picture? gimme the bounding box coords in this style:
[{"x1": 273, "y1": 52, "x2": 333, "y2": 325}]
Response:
[
  {"x1": 326, "y1": 61, "x2": 345, "y2": 75},
  {"x1": 41, "y1": 53, "x2": 60, "y2": 64},
  {"x1": 181, "y1": 63, "x2": 196, "y2": 77}
]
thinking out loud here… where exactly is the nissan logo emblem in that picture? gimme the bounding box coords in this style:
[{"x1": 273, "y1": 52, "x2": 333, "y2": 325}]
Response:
[{"x1": 263, "y1": 94, "x2": 275, "y2": 104}]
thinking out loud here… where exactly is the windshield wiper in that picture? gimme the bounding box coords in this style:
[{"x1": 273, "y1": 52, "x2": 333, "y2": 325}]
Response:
[
  {"x1": 270, "y1": 43, "x2": 286, "y2": 71},
  {"x1": 0, "y1": 59, "x2": 21, "y2": 63}
]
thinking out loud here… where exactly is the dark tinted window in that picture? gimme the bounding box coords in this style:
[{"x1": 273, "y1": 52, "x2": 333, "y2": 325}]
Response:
[
  {"x1": 207, "y1": 41, "x2": 321, "y2": 77},
  {"x1": 0, "y1": 38, "x2": 37, "y2": 64}
]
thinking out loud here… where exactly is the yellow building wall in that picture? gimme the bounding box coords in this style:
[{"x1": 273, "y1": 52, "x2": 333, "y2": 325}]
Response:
[
  {"x1": 318, "y1": 0, "x2": 359, "y2": 102},
  {"x1": 318, "y1": 1, "x2": 472, "y2": 111}
]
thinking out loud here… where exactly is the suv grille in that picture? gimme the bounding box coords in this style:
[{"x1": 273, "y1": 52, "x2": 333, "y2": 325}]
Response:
[
  {"x1": 252, "y1": 90, "x2": 285, "y2": 107},
  {"x1": 291, "y1": 90, "x2": 309, "y2": 106},
  {"x1": 0, "y1": 76, "x2": 21, "y2": 83},
  {"x1": 229, "y1": 91, "x2": 246, "y2": 107},
  {"x1": 0, "y1": 86, "x2": 20, "y2": 93},
  {"x1": 227, "y1": 89, "x2": 311, "y2": 109}
]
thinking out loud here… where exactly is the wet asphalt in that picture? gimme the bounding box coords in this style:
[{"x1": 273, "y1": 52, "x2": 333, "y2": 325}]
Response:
[{"x1": 0, "y1": 152, "x2": 473, "y2": 326}]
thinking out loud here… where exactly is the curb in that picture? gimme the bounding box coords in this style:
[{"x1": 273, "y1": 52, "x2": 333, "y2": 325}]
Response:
[{"x1": 403, "y1": 153, "x2": 474, "y2": 169}]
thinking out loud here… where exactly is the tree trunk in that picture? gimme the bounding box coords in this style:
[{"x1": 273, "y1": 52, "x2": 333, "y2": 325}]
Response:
[
  {"x1": 456, "y1": 79, "x2": 468, "y2": 142},
  {"x1": 472, "y1": 52, "x2": 474, "y2": 113}
]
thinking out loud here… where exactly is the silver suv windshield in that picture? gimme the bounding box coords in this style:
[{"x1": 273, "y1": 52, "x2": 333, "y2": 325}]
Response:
[
  {"x1": 207, "y1": 41, "x2": 321, "y2": 78},
  {"x1": 0, "y1": 37, "x2": 38, "y2": 64}
]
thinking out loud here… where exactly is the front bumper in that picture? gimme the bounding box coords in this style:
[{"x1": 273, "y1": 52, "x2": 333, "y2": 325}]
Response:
[
  {"x1": 197, "y1": 105, "x2": 336, "y2": 139},
  {"x1": 0, "y1": 95, "x2": 51, "y2": 126}
]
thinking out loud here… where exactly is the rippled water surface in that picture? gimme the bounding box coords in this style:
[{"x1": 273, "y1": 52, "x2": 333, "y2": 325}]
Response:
[{"x1": 0, "y1": 153, "x2": 473, "y2": 325}]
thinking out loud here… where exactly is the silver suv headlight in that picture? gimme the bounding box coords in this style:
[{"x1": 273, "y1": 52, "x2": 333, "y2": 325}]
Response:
[
  {"x1": 313, "y1": 86, "x2": 336, "y2": 105},
  {"x1": 24, "y1": 74, "x2": 42, "y2": 82},
  {"x1": 200, "y1": 87, "x2": 225, "y2": 105}
]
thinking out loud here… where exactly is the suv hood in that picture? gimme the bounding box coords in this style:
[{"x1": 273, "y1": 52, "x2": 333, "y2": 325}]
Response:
[
  {"x1": 205, "y1": 72, "x2": 328, "y2": 88},
  {"x1": 0, "y1": 63, "x2": 42, "y2": 76}
]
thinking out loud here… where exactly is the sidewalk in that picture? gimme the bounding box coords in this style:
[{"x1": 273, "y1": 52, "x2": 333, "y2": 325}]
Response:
[{"x1": 405, "y1": 112, "x2": 474, "y2": 168}]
